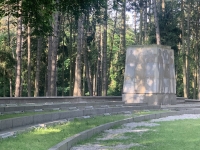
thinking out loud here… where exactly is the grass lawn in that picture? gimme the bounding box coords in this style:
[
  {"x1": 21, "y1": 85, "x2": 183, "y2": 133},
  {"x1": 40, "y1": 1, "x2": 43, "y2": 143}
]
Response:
[
  {"x1": 0, "y1": 110, "x2": 164, "y2": 150},
  {"x1": 80, "y1": 119, "x2": 200, "y2": 150}
]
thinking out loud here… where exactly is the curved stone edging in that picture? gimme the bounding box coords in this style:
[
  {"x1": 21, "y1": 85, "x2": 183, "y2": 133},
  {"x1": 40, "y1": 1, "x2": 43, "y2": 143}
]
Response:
[{"x1": 49, "y1": 109, "x2": 200, "y2": 150}]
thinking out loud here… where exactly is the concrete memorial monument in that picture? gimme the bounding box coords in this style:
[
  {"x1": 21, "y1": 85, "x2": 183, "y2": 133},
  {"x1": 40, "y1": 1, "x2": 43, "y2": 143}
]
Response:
[{"x1": 122, "y1": 45, "x2": 176, "y2": 105}]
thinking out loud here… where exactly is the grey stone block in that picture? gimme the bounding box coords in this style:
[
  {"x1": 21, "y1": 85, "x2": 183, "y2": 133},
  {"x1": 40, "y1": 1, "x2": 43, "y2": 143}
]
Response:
[
  {"x1": 155, "y1": 113, "x2": 161, "y2": 119},
  {"x1": 0, "y1": 107, "x2": 4, "y2": 113},
  {"x1": 33, "y1": 115, "x2": 44, "y2": 124},
  {"x1": 183, "y1": 110, "x2": 195, "y2": 114},
  {"x1": 4, "y1": 106, "x2": 25, "y2": 112},
  {"x1": 91, "y1": 108, "x2": 106, "y2": 116},
  {"x1": 126, "y1": 118, "x2": 134, "y2": 123},
  {"x1": 12, "y1": 117, "x2": 24, "y2": 128},
  {"x1": 110, "y1": 107, "x2": 120, "y2": 113},
  {"x1": 66, "y1": 136, "x2": 79, "y2": 150},
  {"x1": 52, "y1": 113, "x2": 60, "y2": 121},
  {"x1": 0, "y1": 119, "x2": 12, "y2": 131},
  {"x1": 24, "y1": 106, "x2": 35, "y2": 111},
  {"x1": 55, "y1": 139, "x2": 68, "y2": 150},
  {"x1": 23, "y1": 116, "x2": 34, "y2": 126},
  {"x1": 160, "y1": 112, "x2": 169, "y2": 118},
  {"x1": 77, "y1": 130, "x2": 88, "y2": 142},
  {"x1": 42, "y1": 114, "x2": 52, "y2": 122},
  {"x1": 93, "y1": 125, "x2": 105, "y2": 135},
  {"x1": 144, "y1": 114, "x2": 151, "y2": 121},
  {"x1": 105, "y1": 108, "x2": 112, "y2": 113},
  {"x1": 34, "y1": 105, "x2": 43, "y2": 110},
  {"x1": 103, "y1": 123, "x2": 112, "y2": 131},
  {"x1": 117, "y1": 119, "x2": 127, "y2": 125},
  {"x1": 194, "y1": 109, "x2": 200, "y2": 114},
  {"x1": 169, "y1": 111, "x2": 179, "y2": 116},
  {"x1": 70, "y1": 110, "x2": 83, "y2": 118},
  {"x1": 133, "y1": 116, "x2": 145, "y2": 122},
  {"x1": 87, "y1": 128, "x2": 94, "y2": 139},
  {"x1": 149, "y1": 114, "x2": 156, "y2": 120},
  {"x1": 84, "y1": 109, "x2": 95, "y2": 116},
  {"x1": 59, "y1": 112, "x2": 69, "y2": 119}
]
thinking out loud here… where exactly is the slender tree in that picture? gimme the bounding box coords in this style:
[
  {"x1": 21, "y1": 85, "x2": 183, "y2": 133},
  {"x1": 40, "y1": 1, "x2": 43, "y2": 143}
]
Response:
[{"x1": 15, "y1": 0, "x2": 22, "y2": 97}]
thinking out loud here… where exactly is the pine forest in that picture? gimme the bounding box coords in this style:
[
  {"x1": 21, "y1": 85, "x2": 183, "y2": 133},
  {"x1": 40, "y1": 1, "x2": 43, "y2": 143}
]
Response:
[{"x1": 0, "y1": 0, "x2": 199, "y2": 99}]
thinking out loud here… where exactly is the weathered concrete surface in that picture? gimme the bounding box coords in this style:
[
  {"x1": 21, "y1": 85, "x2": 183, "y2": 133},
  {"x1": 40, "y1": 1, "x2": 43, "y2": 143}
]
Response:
[{"x1": 123, "y1": 45, "x2": 176, "y2": 105}]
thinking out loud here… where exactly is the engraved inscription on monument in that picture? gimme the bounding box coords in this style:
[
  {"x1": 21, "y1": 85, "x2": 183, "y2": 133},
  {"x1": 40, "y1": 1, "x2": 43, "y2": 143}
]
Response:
[{"x1": 122, "y1": 45, "x2": 176, "y2": 105}]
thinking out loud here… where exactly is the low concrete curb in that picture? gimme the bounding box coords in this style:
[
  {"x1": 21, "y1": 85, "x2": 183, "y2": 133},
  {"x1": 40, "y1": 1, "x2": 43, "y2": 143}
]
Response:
[{"x1": 49, "y1": 109, "x2": 200, "y2": 150}]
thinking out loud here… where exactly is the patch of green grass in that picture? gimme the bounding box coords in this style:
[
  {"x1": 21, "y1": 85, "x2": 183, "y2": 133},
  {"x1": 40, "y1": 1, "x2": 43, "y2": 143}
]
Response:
[
  {"x1": 81, "y1": 119, "x2": 200, "y2": 150},
  {"x1": 128, "y1": 119, "x2": 200, "y2": 150},
  {"x1": 0, "y1": 110, "x2": 165, "y2": 150}
]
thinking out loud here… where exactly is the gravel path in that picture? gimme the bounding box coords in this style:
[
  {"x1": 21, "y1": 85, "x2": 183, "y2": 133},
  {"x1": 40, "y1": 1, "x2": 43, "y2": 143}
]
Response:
[{"x1": 71, "y1": 114, "x2": 200, "y2": 150}]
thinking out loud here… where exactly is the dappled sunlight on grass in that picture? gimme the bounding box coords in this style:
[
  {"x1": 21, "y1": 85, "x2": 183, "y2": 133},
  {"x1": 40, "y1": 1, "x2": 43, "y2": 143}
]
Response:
[{"x1": 32, "y1": 128, "x2": 61, "y2": 135}]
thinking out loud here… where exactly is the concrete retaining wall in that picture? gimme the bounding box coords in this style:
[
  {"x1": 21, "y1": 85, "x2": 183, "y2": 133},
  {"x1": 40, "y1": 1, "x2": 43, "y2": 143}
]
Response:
[
  {"x1": 0, "y1": 101, "x2": 125, "y2": 114},
  {"x1": 0, "y1": 96, "x2": 122, "y2": 104},
  {"x1": 49, "y1": 109, "x2": 200, "y2": 150},
  {"x1": 0, "y1": 105, "x2": 160, "y2": 131}
]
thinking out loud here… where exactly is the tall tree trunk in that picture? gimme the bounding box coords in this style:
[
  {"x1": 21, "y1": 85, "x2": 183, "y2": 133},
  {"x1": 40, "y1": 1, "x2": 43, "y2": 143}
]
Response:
[
  {"x1": 34, "y1": 37, "x2": 42, "y2": 97},
  {"x1": 47, "y1": 36, "x2": 52, "y2": 96},
  {"x1": 69, "y1": 15, "x2": 73, "y2": 96},
  {"x1": 144, "y1": 0, "x2": 148, "y2": 43},
  {"x1": 152, "y1": 0, "x2": 161, "y2": 45},
  {"x1": 27, "y1": 25, "x2": 31, "y2": 96},
  {"x1": 83, "y1": 16, "x2": 93, "y2": 96},
  {"x1": 181, "y1": 0, "x2": 187, "y2": 98},
  {"x1": 51, "y1": 11, "x2": 60, "y2": 96},
  {"x1": 186, "y1": 2, "x2": 190, "y2": 98},
  {"x1": 7, "y1": 12, "x2": 12, "y2": 97},
  {"x1": 15, "y1": 0, "x2": 22, "y2": 97},
  {"x1": 193, "y1": 4, "x2": 198, "y2": 99},
  {"x1": 139, "y1": 1, "x2": 143, "y2": 45},
  {"x1": 102, "y1": 3, "x2": 108, "y2": 96},
  {"x1": 61, "y1": 16, "x2": 65, "y2": 96},
  {"x1": 96, "y1": 24, "x2": 102, "y2": 96},
  {"x1": 73, "y1": 14, "x2": 84, "y2": 96}
]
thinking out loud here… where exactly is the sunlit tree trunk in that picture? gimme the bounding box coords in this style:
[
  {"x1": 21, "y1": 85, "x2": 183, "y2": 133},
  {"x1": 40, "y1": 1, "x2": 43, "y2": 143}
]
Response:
[
  {"x1": 181, "y1": 0, "x2": 187, "y2": 98},
  {"x1": 27, "y1": 25, "x2": 31, "y2": 96},
  {"x1": 139, "y1": 0, "x2": 143, "y2": 45},
  {"x1": 186, "y1": 1, "x2": 190, "y2": 98},
  {"x1": 69, "y1": 16, "x2": 74, "y2": 96},
  {"x1": 15, "y1": 0, "x2": 22, "y2": 97},
  {"x1": 34, "y1": 37, "x2": 42, "y2": 97},
  {"x1": 73, "y1": 14, "x2": 84, "y2": 96},
  {"x1": 102, "y1": 2, "x2": 108, "y2": 96},
  {"x1": 47, "y1": 36, "x2": 52, "y2": 96},
  {"x1": 51, "y1": 11, "x2": 60, "y2": 96},
  {"x1": 96, "y1": 24, "x2": 102, "y2": 96},
  {"x1": 144, "y1": 0, "x2": 148, "y2": 43},
  {"x1": 152, "y1": 0, "x2": 161, "y2": 45}
]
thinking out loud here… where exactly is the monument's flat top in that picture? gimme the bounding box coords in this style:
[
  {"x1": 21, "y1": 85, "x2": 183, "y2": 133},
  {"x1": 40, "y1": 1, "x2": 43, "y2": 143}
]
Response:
[{"x1": 127, "y1": 45, "x2": 171, "y2": 49}]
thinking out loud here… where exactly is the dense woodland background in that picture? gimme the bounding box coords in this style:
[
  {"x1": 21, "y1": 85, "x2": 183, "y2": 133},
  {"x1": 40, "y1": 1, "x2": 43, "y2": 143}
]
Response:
[{"x1": 0, "y1": 0, "x2": 199, "y2": 98}]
